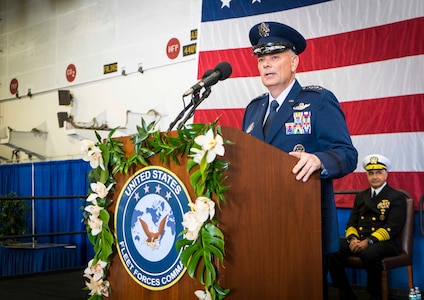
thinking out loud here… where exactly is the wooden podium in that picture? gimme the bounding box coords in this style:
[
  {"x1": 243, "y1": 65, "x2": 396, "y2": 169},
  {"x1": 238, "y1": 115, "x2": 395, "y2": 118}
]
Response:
[{"x1": 107, "y1": 126, "x2": 322, "y2": 299}]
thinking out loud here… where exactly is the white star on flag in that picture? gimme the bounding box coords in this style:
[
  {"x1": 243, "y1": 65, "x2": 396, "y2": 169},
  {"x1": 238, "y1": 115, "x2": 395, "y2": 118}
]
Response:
[{"x1": 221, "y1": 0, "x2": 231, "y2": 9}]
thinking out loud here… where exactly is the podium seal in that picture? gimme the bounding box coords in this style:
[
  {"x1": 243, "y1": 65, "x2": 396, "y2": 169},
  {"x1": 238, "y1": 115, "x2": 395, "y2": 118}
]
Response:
[{"x1": 115, "y1": 166, "x2": 191, "y2": 290}]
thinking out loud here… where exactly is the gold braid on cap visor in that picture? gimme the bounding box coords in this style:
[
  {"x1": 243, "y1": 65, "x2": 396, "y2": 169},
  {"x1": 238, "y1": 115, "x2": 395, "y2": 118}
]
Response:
[
  {"x1": 252, "y1": 42, "x2": 296, "y2": 55},
  {"x1": 365, "y1": 163, "x2": 387, "y2": 171}
]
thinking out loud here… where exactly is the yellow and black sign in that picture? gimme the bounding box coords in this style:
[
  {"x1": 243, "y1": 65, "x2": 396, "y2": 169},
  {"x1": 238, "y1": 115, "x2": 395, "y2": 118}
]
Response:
[
  {"x1": 183, "y1": 43, "x2": 197, "y2": 57},
  {"x1": 190, "y1": 29, "x2": 198, "y2": 41},
  {"x1": 104, "y1": 62, "x2": 118, "y2": 74}
]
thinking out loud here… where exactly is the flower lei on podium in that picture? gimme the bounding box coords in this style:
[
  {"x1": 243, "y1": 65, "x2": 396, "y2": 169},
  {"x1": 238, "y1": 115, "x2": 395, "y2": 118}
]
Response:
[{"x1": 81, "y1": 119, "x2": 231, "y2": 300}]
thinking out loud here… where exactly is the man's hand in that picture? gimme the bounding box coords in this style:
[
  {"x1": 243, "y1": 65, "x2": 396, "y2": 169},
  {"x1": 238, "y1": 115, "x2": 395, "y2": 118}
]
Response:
[
  {"x1": 289, "y1": 152, "x2": 322, "y2": 182},
  {"x1": 348, "y1": 238, "x2": 368, "y2": 254}
]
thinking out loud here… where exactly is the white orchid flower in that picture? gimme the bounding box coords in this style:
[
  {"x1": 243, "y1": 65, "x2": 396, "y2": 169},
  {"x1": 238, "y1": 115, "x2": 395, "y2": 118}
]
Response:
[
  {"x1": 98, "y1": 280, "x2": 110, "y2": 297},
  {"x1": 185, "y1": 229, "x2": 200, "y2": 241},
  {"x1": 80, "y1": 139, "x2": 96, "y2": 154},
  {"x1": 84, "y1": 274, "x2": 110, "y2": 297},
  {"x1": 182, "y1": 211, "x2": 203, "y2": 240},
  {"x1": 88, "y1": 147, "x2": 105, "y2": 170},
  {"x1": 190, "y1": 196, "x2": 215, "y2": 222},
  {"x1": 194, "y1": 129, "x2": 225, "y2": 163},
  {"x1": 189, "y1": 147, "x2": 206, "y2": 164},
  {"x1": 84, "y1": 204, "x2": 102, "y2": 217},
  {"x1": 81, "y1": 140, "x2": 105, "y2": 170},
  {"x1": 91, "y1": 181, "x2": 113, "y2": 198},
  {"x1": 86, "y1": 182, "x2": 113, "y2": 204},
  {"x1": 182, "y1": 211, "x2": 201, "y2": 231},
  {"x1": 88, "y1": 215, "x2": 103, "y2": 236},
  {"x1": 85, "y1": 195, "x2": 98, "y2": 206},
  {"x1": 194, "y1": 289, "x2": 212, "y2": 300},
  {"x1": 84, "y1": 259, "x2": 107, "y2": 281}
]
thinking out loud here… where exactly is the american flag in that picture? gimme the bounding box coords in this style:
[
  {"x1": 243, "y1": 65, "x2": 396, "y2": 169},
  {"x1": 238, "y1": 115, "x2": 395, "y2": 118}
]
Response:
[{"x1": 193, "y1": 0, "x2": 424, "y2": 208}]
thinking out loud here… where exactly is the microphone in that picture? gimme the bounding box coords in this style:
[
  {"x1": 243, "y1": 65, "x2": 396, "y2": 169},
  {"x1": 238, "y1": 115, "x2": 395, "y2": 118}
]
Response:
[{"x1": 183, "y1": 61, "x2": 232, "y2": 97}]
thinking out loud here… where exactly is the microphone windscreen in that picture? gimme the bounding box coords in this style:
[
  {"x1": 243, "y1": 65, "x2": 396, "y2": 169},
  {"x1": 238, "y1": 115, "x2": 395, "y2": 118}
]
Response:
[{"x1": 215, "y1": 62, "x2": 232, "y2": 80}]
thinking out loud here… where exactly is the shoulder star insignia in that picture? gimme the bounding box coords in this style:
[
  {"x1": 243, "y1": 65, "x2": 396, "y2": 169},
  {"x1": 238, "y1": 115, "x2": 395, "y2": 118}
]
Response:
[{"x1": 303, "y1": 85, "x2": 323, "y2": 90}]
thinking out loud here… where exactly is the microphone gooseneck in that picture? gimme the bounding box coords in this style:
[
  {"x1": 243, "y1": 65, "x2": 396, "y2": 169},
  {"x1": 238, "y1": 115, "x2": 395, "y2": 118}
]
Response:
[{"x1": 168, "y1": 62, "x2": 232, "y2": 131}]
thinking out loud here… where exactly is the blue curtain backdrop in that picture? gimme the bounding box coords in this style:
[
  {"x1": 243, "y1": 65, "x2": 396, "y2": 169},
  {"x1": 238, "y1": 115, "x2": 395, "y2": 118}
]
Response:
[
  {"x1": 0, "y1": 159, "x2": 93, "y2": 269},
  {"x1": 0, "y1": 162, "x2": 33, "y2": 198}
]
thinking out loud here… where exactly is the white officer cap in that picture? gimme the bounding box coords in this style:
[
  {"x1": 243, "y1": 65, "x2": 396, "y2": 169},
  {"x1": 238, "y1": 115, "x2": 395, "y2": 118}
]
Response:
[{"x1": 362, "y1": 154, "x2": 391, "y2": 171}]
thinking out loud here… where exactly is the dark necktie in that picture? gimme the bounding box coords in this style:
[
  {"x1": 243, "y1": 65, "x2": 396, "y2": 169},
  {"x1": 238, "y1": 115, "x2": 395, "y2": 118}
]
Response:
[
  {"x1": 263, "y1": 100, "x2": 279, "y2": 137},
  {"x1": 372, "y1": 190, "x2": 377, "y2": 198}
]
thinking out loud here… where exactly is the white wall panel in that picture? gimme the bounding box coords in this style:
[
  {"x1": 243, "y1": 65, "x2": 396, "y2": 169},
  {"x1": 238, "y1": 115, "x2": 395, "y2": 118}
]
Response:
[{"x1": 0, "y1": 0, "x2": 202, "y2": 162}]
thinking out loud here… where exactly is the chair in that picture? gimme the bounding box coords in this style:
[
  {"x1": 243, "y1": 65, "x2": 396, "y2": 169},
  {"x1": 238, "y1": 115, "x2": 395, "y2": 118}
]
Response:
[{"x1": 335, "y1": 197, "x2": 415, "y2": 300}]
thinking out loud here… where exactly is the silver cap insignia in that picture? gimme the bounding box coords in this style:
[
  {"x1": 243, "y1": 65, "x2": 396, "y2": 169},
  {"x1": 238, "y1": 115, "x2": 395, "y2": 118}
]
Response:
[{"x1": 258, "y1": 23, "x2": 270, "y2": 38}]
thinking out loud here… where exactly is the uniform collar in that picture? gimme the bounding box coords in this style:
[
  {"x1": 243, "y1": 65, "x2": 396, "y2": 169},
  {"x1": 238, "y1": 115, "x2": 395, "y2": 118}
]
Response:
[
  {"x1": 372, "y1": 182, "x2": 387, "y2": 197},
  {"x1": 268, "y1": 79, "x2": 296, "y2": 107}
]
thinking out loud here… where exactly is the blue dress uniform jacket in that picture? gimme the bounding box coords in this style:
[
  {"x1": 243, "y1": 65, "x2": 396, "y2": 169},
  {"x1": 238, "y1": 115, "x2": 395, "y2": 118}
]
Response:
[
  {"x1": 346, "y1": 184, "x2": 406, "y2": 250},
  {"x1": 242, "y1": 79, "x2": 358, "y2": 255}
]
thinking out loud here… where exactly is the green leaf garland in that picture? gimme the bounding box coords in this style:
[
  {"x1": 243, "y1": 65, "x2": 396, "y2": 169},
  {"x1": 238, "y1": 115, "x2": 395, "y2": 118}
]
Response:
[{"x1": 82, "y1": 119, "x2": 231, "y2": 299}]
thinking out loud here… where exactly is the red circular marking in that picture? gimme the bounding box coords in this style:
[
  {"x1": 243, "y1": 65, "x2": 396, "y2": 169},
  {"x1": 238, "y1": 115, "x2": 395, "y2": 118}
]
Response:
[
  {"x1": 166, "y1": 38, "x2": 180, "y2": 59},
  {"x1": 9, "y1": 78, "x2": 18, "y2": 95},
  {"x1": 66, "y1": 64, "x2": 77, "y2": 82}
]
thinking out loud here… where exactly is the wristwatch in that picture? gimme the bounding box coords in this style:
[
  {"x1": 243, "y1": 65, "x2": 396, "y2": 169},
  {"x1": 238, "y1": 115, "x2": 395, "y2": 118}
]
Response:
[{"x1": 367, "y1": 238, "x2": 374, "y2": 245}]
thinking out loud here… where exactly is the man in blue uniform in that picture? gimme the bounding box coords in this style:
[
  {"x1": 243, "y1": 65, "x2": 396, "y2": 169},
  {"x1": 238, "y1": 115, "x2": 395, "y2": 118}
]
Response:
[
  {"x1": 242, "y1": 22, "x2": 358, "y2": 299},
  {"x1": 329, "y1": 154, "x2": 407, "y2": 300}
]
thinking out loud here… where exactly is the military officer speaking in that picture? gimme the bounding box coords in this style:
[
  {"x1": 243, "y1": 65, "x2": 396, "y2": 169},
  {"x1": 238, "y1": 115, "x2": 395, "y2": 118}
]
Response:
[
  {"x1": 242, "y1": 21, "x2": 358, "y2": 299},
  {"x1": 329, "y1": 154, "x2": 407, "y2": 300}
]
